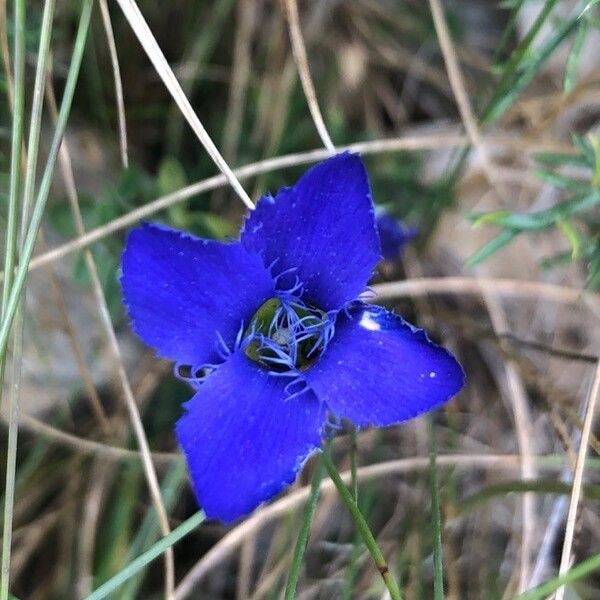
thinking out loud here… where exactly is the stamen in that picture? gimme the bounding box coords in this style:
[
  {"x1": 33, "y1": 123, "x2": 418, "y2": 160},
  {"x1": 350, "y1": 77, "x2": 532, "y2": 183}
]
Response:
[
  {"x1": 242, "y1": 296, "x2": 335, "y2": 375},
  {"x1": 267, "y1": 369, "x2": 300, "y2": 379},
  {"x1": 175, "y1": 361, "x2": 220, "y2": 386},
  {"x1": 234, "y1": 320, "x2": 248, "y2": 348},
  {"x1": 271, "y1": 264, "x2": 305, "y2": 299},
  {"x1": 284, "y1": 384, "x2": 310, "y2": 402},
  {"x1": 284, "y1": 377, "x2": 305, "y2": 396},
  {"x1": 215, "y1": 330, "x2": 232, "y2": 359}
]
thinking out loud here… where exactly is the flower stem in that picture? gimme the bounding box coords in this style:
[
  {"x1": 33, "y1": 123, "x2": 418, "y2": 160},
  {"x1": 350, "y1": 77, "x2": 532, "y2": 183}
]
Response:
[
  {"x1": 284, "y1": 453, "x2": 325, "y2": 600},
  {"x1": 350, "y1": 428, "x2": 358, "y2": 501},
  {"x1": 428, "y1": 417, "x2": 445, "y2": 600},
  {"x1": 321, "y1": 448, "x2": 403, "y2": 600}
]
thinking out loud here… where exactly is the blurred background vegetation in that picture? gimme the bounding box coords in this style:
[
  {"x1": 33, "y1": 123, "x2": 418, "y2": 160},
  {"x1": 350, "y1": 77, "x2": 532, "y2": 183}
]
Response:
[{"x1": 1, "y1": 0, "x2": 600, "y2": 598}]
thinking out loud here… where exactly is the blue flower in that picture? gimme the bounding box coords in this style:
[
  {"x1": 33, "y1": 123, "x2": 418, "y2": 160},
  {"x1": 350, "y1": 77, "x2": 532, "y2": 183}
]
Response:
[
  {"x1": 120, "y1": 153, "x2": 464, "y2": 523},
  {"x1": 376, "y1": 213, "x2": 418, "y2": 260}
]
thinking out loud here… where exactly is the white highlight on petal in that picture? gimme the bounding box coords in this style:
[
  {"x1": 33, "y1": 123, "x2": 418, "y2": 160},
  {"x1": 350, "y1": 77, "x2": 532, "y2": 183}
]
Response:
[
  {"x1": 429, "y1": 371, "x2": 437, "y2": 378},
  {"x1": 359, "y1": 311, "x2": 381, "y2": 331}
]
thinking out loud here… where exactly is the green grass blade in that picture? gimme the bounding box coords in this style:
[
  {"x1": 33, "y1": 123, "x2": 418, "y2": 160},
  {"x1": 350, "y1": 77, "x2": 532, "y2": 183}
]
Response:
[
  {"x1": 284, "y1": 455, "x2": 325, "y2": 600},
  {"x1": 350, "y1": 429, "x2": 358, "y2": 501},
  {"x1": 429, "y1": 419, "x2": 444, "y2": 600},
  {"x1": 534, "y1": 168, "x2": 589, "y2": 192},
  {"x1": 483, "y1": 3, "x2": 582, "y2": 125},
  {"x1": 465, "y1": 230, "x2": 517, "y2": 267},
  {"x1": 457, "y1": 479, "x2": 600, "y2": 516},
  {"x1": 2, "y1": 0, "x2": 26, "y2": 320},
  {"x1": 0, "y1": 0, "x2": 93, "y2": 360},
  {"x1": 512, "y1": 552, "x2": 600, "y2": 600},
  {"x1": 322, "y1": 449, "x2": 403, "y2": 600},
  {"x1": 121, "y1": 461, "x2": 187, "y2": 598},
  {"x1": 1, "y1": 11, "x2": 59, "y2": 591},
  {"x1": 84, "y1": 510, "x2": 206, "y2": 600},
  {"x1": 0, "y1": 0, "x2": 26, "y2": 596},
  {"x1": 0, "y1": 312, "x2": 24, "y2": 600},
  {"x1": 533, "y1": 151, "x2": 587, "y2": 167},
  {"x1": 20, "y1": 0, "x2": 57, "y2": 238},
  {"x1": 493, "y1": 0, "x2": 526, "y2": 65},
  {"x1": 498, "y1": 0, "x2": 560, "y2": 86},
  {"x1": 564, "y1": 18, "x2": 589, "y2": 94}
]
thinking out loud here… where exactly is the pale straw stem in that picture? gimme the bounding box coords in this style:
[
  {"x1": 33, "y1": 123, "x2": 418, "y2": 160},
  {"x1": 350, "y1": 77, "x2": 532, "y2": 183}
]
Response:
[
  {"x1": 45, "y1": 72, "x2": 175, "y2": 600},
  {"x1": 428, "y1": 0, "x2": 536, "y2": 588},
  {"x1": 283, "y1": 0, "x2": 335, "y2": 154},
  {"x1": 98, "y1": 0, "x2": 129, "y2": 167},
  {"x1": 554, "y1": 361, "x2": 600, "y2": 600},
  {"x1": 113, "y1": 0, "x2": 254, "y2": 208}
]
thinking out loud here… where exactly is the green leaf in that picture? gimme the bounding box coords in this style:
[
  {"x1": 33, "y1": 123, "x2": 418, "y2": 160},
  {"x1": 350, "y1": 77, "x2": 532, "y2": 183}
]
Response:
[
  {"x1": 157, "y1": 157, "x2": 187, "y2": 196},
  {"x1": 557, "y1": 219, "x2": 582, "y2": 258},
  {"x1": 533, "y1": 151, "x2": 588, "y2": 168},
  {"x1": 192, "y1": 212, "x2": 237, "y2": 239},
  {"x1": 498, "y1": 0, "x2": 560, "y2": 86},
  {"x1": 588, "y1": 134, "x2": 600, "y2": 186},
  {"x1": 564, "y1": 17, "x2": 589, "y2": 93},
  {"x1": 468, "y1": 210, "x2": 511, "y2": 228},
  {"x1": 494, "y1": 0, "x2": 527, "y2": 63},
  {"x1": 465, "y1": 230, "x2": 518, "y2": 267},
  {"x1": 472, "y1": 211, "x2": 552, "y2": 231},
  {"x1": 572, "y1": 133, "x2": 596, "y2": 165},
  {"x1": 540, "y1": 249, "x2": 575, "y2": 270},
  {"x1": 483, "y1": 5, "x2": 580, "y2": 125},
  {"x1": 534, "y1": 168, "x2": 589, "y2": 192},
  {"x1": 47, "y1": 195, "x2": 98, "y2": 237},
  {"x1": 558, "y1": 188, "x2": 600, "y2": 216},
  {"x1": 580, "y1": 0, "x2": 600, "y2": 17},
  {"x1": 586, "y1": 246, "x2": 600, "y2": 288}
]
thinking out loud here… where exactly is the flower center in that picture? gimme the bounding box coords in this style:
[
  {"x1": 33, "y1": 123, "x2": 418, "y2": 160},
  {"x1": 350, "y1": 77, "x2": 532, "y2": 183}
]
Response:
[{"x1": 244, "y1": 298, "x2": 333, "y2": 372}]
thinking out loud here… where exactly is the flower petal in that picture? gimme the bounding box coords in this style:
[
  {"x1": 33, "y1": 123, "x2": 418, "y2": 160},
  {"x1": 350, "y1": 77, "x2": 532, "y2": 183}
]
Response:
[
  {"x1": 176, "y1": 351, "x2": 326, "y2": 522},
  {"x1": 305, "y1": 305, "x2": 465, "y2": 427},
  {"x1": 241, "y1": 153, "x2": 380, "y2": 311},
  {"x1": 121, "y1": 223, "x2": 275, "y2": 367},
  {"x1": 376, "y1": 214, "x2": 418, "y2": 260}
]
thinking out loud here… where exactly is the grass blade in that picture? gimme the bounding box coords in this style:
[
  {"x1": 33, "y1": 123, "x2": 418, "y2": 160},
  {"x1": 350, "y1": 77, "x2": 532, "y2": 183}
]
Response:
[
  {"x1": 497, "y1": 0, "x2": 560, "y2": 86},
  {"x1": 350, "y1": 429, "x2": 358, "y2": 501},
  {"x1": 1, "y1": 0, "x2": 59, "y2": 594},
  {"x1": 1, "y1": 0, "x2": 25, "y2": 322},
  {"x1": 429, "y1": 419, "x2": 444, "y2": 600},
  {"x1": 0, "y1": 0, "x2": 93, "y2": 360},
  {"x1": 85, "y1": 511, "x2": 206, "y2": 600},
  {"x1": 112, "y1": 0, "x2": 254, "y2": 209},
  {"x1": 121, "y1": 461, "x2": 187, "y2": 598},
  {"x1": 512, "y1": 551, "x2": 600, "y2": 600},
  {"x1": 0, "y1": 0, "x2": 26, "y2": 597},
  {"x1": 465, "y1": 230, "x2": 517, "y2": 268},
  {"x1": 284, "y1": 455, "x2": 325, "y2": 600},
  {"x1": 321, "y1": 449, "x2": 403, "y2": 600},
  {"x1": 564, "y1": 17, "x2": 589, "y2": 94},
  {"x1": 483, "y1": 2, "x2": 583, "y2": 125}
]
